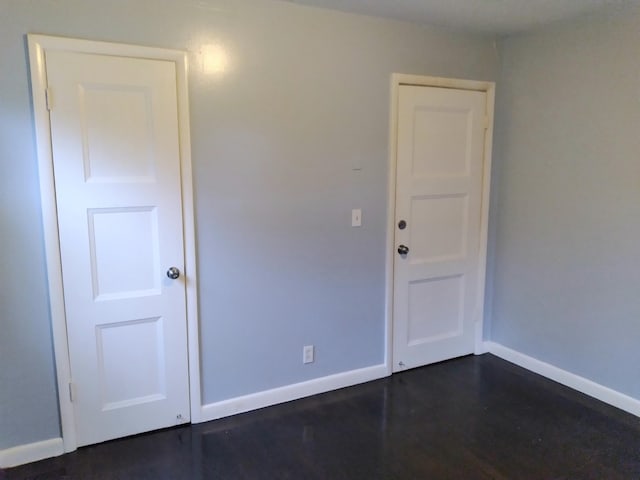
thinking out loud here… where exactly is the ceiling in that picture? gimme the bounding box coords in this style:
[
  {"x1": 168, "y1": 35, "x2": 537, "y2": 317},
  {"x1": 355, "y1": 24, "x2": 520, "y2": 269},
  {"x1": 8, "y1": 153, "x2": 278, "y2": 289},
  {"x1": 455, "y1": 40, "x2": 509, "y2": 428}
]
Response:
[{"x1": 285, "y1": 0, "x2": 628, "y2": 35}]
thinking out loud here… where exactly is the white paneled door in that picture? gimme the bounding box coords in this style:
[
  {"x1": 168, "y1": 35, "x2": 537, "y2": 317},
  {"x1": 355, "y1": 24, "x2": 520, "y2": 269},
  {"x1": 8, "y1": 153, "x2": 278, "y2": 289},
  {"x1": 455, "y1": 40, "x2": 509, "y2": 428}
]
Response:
[
  {"x1": 392, "y1": 84, "x2": 488, "y2": 372},
  {"x1": 46, "y1": 50, "x2": 190, "y2": 446}
]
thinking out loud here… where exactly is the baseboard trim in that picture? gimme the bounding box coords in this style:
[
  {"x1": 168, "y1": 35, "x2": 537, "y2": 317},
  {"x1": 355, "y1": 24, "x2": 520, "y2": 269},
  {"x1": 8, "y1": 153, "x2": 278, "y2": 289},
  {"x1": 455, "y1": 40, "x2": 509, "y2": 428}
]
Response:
[
  {"x1": 198, "y1": 364, "x2": 388, "y2": 422},
  {"x1": 485, "y1": 341, "x2": 640, "y2": 418},
  {"x1": 0, "y1": 437, "x2": 64, "y2": 469}
]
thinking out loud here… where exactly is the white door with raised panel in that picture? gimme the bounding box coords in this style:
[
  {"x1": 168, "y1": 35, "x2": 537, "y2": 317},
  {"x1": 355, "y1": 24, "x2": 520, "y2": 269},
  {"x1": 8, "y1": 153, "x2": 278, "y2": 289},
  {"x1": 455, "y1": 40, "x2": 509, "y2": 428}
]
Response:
[
  {"x1": 46, "y1": 50, "x2": 190, "y2": 446},
  {"x1": 392, "y1": 84, "x2": 487, "y2": 372}
]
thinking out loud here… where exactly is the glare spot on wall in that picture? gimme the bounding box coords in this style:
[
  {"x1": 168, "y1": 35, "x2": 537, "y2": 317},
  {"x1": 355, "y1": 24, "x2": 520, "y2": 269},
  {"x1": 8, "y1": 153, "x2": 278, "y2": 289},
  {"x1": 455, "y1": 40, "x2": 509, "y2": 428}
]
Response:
[{"x1": 200, "y1": 43, "x2": 228, "y2": 75}]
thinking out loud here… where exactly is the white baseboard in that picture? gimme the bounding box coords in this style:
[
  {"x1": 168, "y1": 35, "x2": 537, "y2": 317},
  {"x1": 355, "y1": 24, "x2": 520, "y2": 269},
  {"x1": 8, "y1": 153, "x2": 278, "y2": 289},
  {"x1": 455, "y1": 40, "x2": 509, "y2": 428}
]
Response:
[
  {"x1": 198, "y1": 364, "x2": 388, "y2": 422},
  {"x1": 485, "y1": 341, "x2": 640, "y2": 418},
  {"x1": 0, "y1": 437, "x2": 64, "y2": 469}
]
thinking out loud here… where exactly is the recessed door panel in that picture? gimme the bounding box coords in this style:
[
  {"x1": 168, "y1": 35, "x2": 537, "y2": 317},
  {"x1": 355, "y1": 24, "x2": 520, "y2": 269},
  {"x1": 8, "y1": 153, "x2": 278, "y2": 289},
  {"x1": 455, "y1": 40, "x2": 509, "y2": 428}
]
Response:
[
  {"x1": 81, "y1": 84, "x2": 156, "y2": 182},
  {"x1": 407, "y1": 275, "x2": 464, "y2": 346},
  {"x1": 409, "y1": 194, "x2": 468, "y2": 262},
  {"x1": 88, "y1": 207, "x2": 160, "y2": 299},
  {"x1": 96, "y1": 317, "x2": 166, "y2": 409},
  {"x1": 411, "y1": 107, "x2": 471, "y2": 177}
]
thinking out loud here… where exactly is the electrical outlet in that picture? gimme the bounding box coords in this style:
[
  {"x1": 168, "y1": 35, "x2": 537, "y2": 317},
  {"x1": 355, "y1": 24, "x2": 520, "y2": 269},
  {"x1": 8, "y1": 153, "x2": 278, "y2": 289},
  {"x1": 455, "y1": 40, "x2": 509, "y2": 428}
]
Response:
[{"x1": 303, "y1": 345, "x2": 314, "y2": 364}]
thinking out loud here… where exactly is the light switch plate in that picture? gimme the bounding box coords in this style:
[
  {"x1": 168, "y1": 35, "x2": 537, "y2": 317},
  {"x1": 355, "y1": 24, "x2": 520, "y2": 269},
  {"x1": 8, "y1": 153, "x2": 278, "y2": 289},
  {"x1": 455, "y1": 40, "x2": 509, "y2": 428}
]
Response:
[{"x1": 351, "y1": 209, "x2": 362, "y2": 227}]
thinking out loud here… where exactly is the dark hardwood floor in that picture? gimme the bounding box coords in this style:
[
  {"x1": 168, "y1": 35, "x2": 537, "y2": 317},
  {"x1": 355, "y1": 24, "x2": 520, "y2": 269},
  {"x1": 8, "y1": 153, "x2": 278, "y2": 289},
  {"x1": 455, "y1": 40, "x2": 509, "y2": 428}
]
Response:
[{"x1": 3, "y1": 354, "x2": 640, "y2": 479}]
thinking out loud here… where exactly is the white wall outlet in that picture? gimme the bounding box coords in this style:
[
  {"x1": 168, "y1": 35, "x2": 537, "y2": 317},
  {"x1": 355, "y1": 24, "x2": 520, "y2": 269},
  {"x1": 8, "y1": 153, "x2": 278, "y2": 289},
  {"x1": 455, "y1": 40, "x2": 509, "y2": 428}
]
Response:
[
  {"x1": 351, "y1": 208, "x2": 362, "y2": 227},
  {"x1": 303, "y1": 345, "x2": 314, "y2": 364}
]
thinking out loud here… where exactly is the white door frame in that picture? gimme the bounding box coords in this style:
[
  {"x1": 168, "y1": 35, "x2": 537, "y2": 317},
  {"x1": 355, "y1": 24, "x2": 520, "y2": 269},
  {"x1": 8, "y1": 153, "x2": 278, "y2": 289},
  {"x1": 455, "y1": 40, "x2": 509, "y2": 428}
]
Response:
[
  {"x1": 27, "y1": 34, "x2": 202, "y2": 453},
  {"x1": 384, "y1": 74, "x2": 495, "y2": 375}
]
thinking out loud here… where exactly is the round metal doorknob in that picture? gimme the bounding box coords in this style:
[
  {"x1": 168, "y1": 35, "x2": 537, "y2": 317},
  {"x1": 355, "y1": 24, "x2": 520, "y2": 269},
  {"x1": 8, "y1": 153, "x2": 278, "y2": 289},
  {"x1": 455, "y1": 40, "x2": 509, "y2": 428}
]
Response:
[
  {"x1": 397, "y1": 245, "x2": 409, "y2": 255},
  {"x1": 166, "y1": 267, "x2": 180, "y2": 280}
]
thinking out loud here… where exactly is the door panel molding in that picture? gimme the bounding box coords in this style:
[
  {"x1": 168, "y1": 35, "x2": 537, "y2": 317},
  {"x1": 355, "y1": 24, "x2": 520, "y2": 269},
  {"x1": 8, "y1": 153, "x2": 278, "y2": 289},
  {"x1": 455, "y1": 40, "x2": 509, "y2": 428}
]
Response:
[
  {"x1": 385, "y1": 74, "x2": 495, "y2": 374},
  {"x1": 27, "y1": 34, "x2": 201, "y2": 453}
]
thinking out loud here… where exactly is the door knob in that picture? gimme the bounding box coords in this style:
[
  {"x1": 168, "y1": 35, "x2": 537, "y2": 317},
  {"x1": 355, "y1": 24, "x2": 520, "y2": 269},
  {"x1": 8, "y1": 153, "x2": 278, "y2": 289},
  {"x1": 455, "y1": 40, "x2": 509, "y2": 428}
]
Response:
[
  {"x1": 166, "y1": 267, "x2": 180, "y2": 279},
  {"x1": 397, "y1": 245, "x2": 409, "y2": 255}
]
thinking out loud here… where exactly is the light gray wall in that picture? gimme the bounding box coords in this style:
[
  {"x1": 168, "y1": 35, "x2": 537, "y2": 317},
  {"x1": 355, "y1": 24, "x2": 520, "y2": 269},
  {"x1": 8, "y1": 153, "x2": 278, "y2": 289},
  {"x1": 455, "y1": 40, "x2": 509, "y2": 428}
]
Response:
[
  {"x1": 491, "y1": 4, "x2": 640, "y2": 399},
  {"x1": 0, "y1": 0, "x2": 498, "y2": 449},
  {"x1": 0, "y1": 6, "x2": 61, "y2": 449}
]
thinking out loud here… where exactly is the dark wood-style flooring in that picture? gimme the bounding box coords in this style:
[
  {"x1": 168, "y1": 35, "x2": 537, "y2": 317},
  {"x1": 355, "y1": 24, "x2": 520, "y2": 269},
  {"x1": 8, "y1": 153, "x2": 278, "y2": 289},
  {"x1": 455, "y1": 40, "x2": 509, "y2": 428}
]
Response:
[{"x1": 3, "y1": 354, "x2": 640, "y2": 479}]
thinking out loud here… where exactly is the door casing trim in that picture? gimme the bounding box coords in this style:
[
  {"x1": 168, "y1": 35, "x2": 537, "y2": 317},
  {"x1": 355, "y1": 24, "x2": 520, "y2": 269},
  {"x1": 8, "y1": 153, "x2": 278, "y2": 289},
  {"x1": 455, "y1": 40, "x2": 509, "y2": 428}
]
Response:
[
  {"x1": 385, "y1": 74, "x2": 496, "y2": 375},
  {"x1": 27, "y1": 34, "x2": 202, "y2": 453}
]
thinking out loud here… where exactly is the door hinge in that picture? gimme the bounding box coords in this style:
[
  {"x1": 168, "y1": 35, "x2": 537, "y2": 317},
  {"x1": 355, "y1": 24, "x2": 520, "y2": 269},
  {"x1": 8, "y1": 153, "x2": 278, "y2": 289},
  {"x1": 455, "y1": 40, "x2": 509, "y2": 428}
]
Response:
[
  {"x1": 45, "y1": 87, "x2": 53, "y2": 111},
  {"x1": 68, "y1": 381, "x2": 76, "y2": 402},
  {"x1": 484, "y1": 116, "x2": 490, "y2": 130}
]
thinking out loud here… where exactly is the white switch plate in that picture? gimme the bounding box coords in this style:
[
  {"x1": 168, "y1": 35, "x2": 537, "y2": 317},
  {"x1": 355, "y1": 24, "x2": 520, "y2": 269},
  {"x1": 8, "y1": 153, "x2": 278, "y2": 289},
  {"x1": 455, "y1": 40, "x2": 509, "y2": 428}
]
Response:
[
  {"x1": 303, "y1": 345, "x2": 314, "y2": 364},
  {"x1": 351, "y1": 208, "x2": 362, "y2": 227}
]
